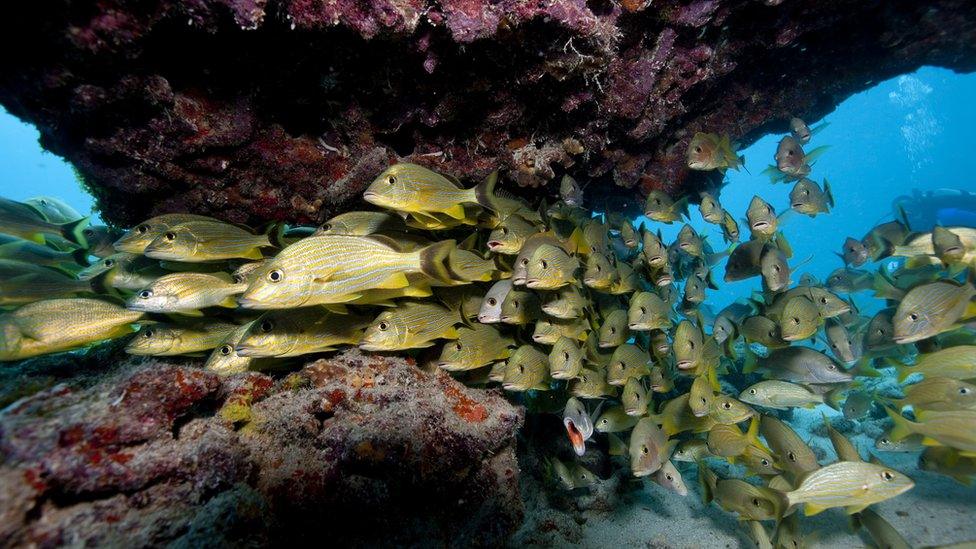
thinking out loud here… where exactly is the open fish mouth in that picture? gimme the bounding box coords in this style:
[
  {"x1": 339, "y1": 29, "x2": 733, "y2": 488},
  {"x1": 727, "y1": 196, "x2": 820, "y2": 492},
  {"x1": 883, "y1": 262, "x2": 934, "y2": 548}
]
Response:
[
  {"x1": 675, "y1": 359, "x2": 694, "y2": 370},
  {"x1": 752, "y1": 221, "x2": 770, "y2": 231},
  {"x1": 791, "y1": 202, "x2": 806, "y2": 209}
]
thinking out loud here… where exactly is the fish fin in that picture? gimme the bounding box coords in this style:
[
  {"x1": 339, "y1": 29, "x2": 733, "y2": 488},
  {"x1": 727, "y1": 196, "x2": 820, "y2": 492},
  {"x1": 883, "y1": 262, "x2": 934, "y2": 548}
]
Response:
[
  {"x1": 176, "y1": 309, "x2": 205, "y2": 317},
  {"x1": 883, "y1": 406, "x2": 915, "y2": 441},
  {"x1": 705, "y1": 363, "x2": 720, "y2": 392},
  {"x1": 742, "y1": 344, "x2": 759, "y2": 374},
  {"x1": 61, "y1": 217, "x2": 91, "y2": 248},
  {"x1": 567, "y1": 227, "x2": 590, "y2": 255},
  {"x1": 374, "y1": 272, "x2": 410, "y2": 290},
  {"x1": 921, "y1": 437, "x2": 942, "y2": 447},
  {"x1": 71, "y1": 248, "x2": 92, "y2": 266},
  {"x1": 419, "y1": 239, "x2": 457, "y2": 282},
  {"x1": 810, "y1": 121, "x2": 829, "y2": 136},
  {"x1": 444, "y1": 204, "x2": 467, "y2": 220},
  {"x1": 775, "y1": 232, "x2": 793, "y2": 258},
  {"x1": 324, "y1": 304, "x2": 349, "y2": 314},
  {"x1": 443, "y1": 326, "x2": 460, "y2": 339},
  {"x1": 803, "y1": 503, "x2": 827, "y2": 517},
  {"x1": 745, "y1": 416, "x2": 769, "y2": 454},
  {"x1": 825, "y1": 387, "x2": 844, "y2": 411},
  {"x1": 674, "y1": 196, "x2": 690, "y2": 221},
  {"x1": 887, "y1": 357, "x2": 913, "y2": 383},
  {"x1": 823, "y1": 179, "x2": 834, "y2": 209},
  {"x1": 844, "y1": 504, "x2": 868, "y2": 515},
  {"x1": 458, "y1": 232, "x2": 479, "y2": 251},
  {"x1": 241, "y1": 247, "x2": 265, "y2": 260},
  {"x1": 802, "y1": 145, "x2": 829, "y2": 165},
  {"x1": 473, "y1": 170, "x2": 498, "y2": 211}
]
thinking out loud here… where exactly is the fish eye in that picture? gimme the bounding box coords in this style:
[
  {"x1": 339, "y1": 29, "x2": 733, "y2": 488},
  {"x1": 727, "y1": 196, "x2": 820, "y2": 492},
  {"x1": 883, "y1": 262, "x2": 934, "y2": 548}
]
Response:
[
  {"x1": 164, "y1": 232, "x2": 176, "y2": 241},
  {"x1": 752, "y1": 498, "x2": 761, "y2": 507},
  {"x1": 694, "y1": 146, "x2": 702, "y2": 153},
  {"x1": 143, "y1": 328, "x2": 155, "y2": 338},
  {"x1": 219, "y1": 344, "x2": 233, "y2": 356},
  {"x1": 666, "y1": 474, "x2": 674, "y2": 481},
  {"x1": 319, "y1": 223, "x2": 332, "y2": 231},
  {"x1": 642, "y1": 445, "x2": 649, "y2": 455},
  {"x1": 820, "y1": 297, "x2": 828, "y2": 305},
  {"x1": 378, "y1": 321, "x2": 389, "y2": 331},
  {"x1": 513, "y1": 300, "x2": 520, "y2": 308},
  {"x1": 487, "y1": 298, "x2": 497, "y2": 306},
  {"x1": 596, "y1": 264, "x2": 602, "y2": 272},
  {"x1": 760, "y1": 458, "x2": 769, "y2": 466},
  {"x1": 563, "y1": 351, "x2": 570, "y2": 361},
  {"x1": 540, "y1": 259, "x2": 549, "y2": 269},
  {"x1": 908, "y1": 312, "x2": 919, "y2": 322},
  {"x1": 688, "y1": 340, "x2": 695, "y2": 350},
  {"x1": 104, "y1": 259, "x2": 115, "y2": 267},
  {"x1": 138, "y1": 289, "x2": 152, "y2": 299},
  {"x1": 233, "y1": 274, "x2": 246, "y2": 284},
  {"x1": 518, "y1": 365, "x2": 525, "y2": 374},
  {"x1": 788, "y1": 451, "x2": 796, "y2": 462},
  {"x1": 881, "y1": 470, "x2": 895, "y2": 481},
  {"x1": 828, "y1": 364, "x2": 836, "y2": 370},
  {"x1": 773, "y1": 265, "x2": 780, "y2": 272},
  {"x1": 520, "y1": 258, "x2": 529, "y2": 267},
  {"x1": 609, "y1": 327, "x2": 616, "y2": 334},
  {"x1": 387, "y1": 175, "x2": 397, "y2": 185},
  {"x1": 640, "y1": 306, "x2": 647, "y2": 314},
  {"x1": 700, "y1": 397, "x2": 707, "y2": 405},
  {"x1": 960, "y1": 387, "x2": 971, "y2": 395},
  {"x1": 501, "y1": 227, "x2": 509, "y2": 235},
  {"x1": 267, "y1": 269, "x2": 283, "y2": 283},
  {"x1": 722, "y1": 401, "x2": 731, "y2": 410},
  {"x1": 260, "y1": 320, "x2": 274, "y2": 332},
  {"x1": 137, "y1": 225, "x2": 149, "y2": 234},
  {"x1": 791, "y1": 317, "x2": 799, "y2": 325},
  {"x1": 454, "y1": 342, "x2": 462, "y2": 351},
  {"x1": 749, "y1": 389, "x2": 757, "y2": 395}
]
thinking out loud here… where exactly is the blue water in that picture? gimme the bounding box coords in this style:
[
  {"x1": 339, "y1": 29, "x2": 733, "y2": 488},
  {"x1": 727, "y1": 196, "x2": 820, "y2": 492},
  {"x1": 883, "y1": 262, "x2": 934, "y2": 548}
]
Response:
[{"x1": 650, "y1": 66, "x2": 976, "y2": 312}]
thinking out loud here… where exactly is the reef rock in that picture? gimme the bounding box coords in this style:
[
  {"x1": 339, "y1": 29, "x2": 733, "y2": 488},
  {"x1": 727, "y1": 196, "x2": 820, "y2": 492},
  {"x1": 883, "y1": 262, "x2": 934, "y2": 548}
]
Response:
[
  {"x1": 1, "y1": 0, "x2": 975, "y2": 225},
  {"x1": 0, "y1": 350, "x2": 524, "y2": 547}
]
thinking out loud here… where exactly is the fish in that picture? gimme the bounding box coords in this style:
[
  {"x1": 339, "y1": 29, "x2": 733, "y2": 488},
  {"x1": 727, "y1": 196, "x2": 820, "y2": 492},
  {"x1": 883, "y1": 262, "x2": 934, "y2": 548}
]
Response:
[
  {"x1": 822, "y1": 412, "x2": 862, "y2": 462},
  {"x1": 0, "y1": 237, "x2": 90, "y2": 270},
  {"x1": 445, "y1": 248, "x2": 498, "y2": 283},
  {"x1": 596, "y1": 405, "x2": 640, "y2": 433},
  {"x1": 559, "y1": 175, "x2": 584, "y2": 207},
  {"x1": 0, "y1": 298, "x2": 143, "y2": 361},
  {"x1": 511, "y1": 233, "x2": 574, "y2": 285},
  {"x1": 740, "y1": 380, "x2": 824, "y2": 410},
  {"x1": 204, "y1": 321, "x2": 279, "y2": 376},
  {"x1": 918, "y1": 446, "x2": 976, "y2": 485},
  {"x1": 361, "y1": 301, "x2": 461, "y2": 351},
  {"x1": 687, "y1": 132, "x2": 743, "y2": 172},
  {"x1": 746, "y1": 196, "x2": 779, "y2": 240},
  {"x1": 851, "y1": 508, "x2": 912, "y2": 549},
  {"x1": 563, "y1": 397, "x2": 594, "y2": 456},
  {"x1": 843, "y1": 391, "x2": 874, "y2": 420},
  {"x1": 622, "y1": 377, "x2": 651, "y2": 417},
  {"x1": 569, "y1": 367, "x2": 618, "y2": 399},
  {"x1": 314, "y1": 211, "x2": 407, "y2": 236},
  {"x1": 126, "y1": 272, "x2": 246, "y2": 314},
  {"x1": 824, "y1": 318, "x2": 861, "y2": 366},
  {"x1": 608, "y1": 433, "x2": 628, "y2": 456},
  {"x1": 689, "y1": 373, "x2": 716, "y2": 418},
  {"x1": 780, "y1": 461, "x2": 914, "y2": 515},
  {"x1": 363, "y1": 163, "x2": 496, "y2": 219},
  {"x1": 760, "y1": 415, "x2": 820, "y2": 481},
  {"x1": 501, "y1": 345, "x2": 551, "y2": 391},
  {"x1": 653, "y1": 460, "x2": 688, "y2": 496},
  {"x1": 81, "y1": 226, "x2": 123, "y2": 258},
  {"x1": 542, "y1": 284, "x2": 587, "y2": 319},
  {"x1": 437, "y1": 323, "x2": 513, "y2": 371},
  {"x1": 583, "y1": 252, "x2": 617, "y2": 290},
  {"x1": 606, "y1": 344, "x2": 651, "y2": 386},
  {"x1": 721, "y1": 211, "x2": 741, "y2": 244},
  {"x1": 889, "y1": 376, "x2": 976, "y2": 412},
  {"x1": 643, "y1": 190, "x2": 688, "y2": 224},
  {"x1": 725, "y1": 240, "x2": 768, "y2": 282},
  {"x1": 569, "y1": 462, "x2": 599, "y2": 489},
  {"x1": 865, "y1": 309, "x2": 898, "y2": 352},
  {"x1": 709, "y1": 394, "x2": 757, "y2": 425},
  {"x1": 697, "y1": 460, "x2": 719, "y2": 505},
  {"x1": 0, "y1": 196, "x2": 90, "y2": 247},
  {"x1": 236, "y1": 308, "x2": 367, "y2": 357},
  {"x1": 499, "y1": 288, "x2": 541, "y2": 325},
  {"x1": 932, "y1": 226, "x2": 976, "y2": 269},
  {"x1": 706, "y1": 417, "x2": 764, "y2": 458},
  {"x1": 774, "y1": 135, "x2": 816, "y2": 178},
  {"x1": 531, "y1": 317, "x2": 588, "y2": 345},
  {"x1": 740, "y1": 445, "x2": 781, "y2": 477},
  {"x1": 892, "y1": 280, "x2": 976, "y2": 343},
  {"x1": 673, "y1": 439, "x2": 713, "y2": 463},
  {"x1": 875, "y1": 430, "x2": 926, "y2": 452},
  {"x1": 25, "y1": 196, "x2": 82, "y2": 224},
  {"x1": 0, "y1": 259, "x2": 95, "y2": 305},
  {"x1": 598, "y1": 309, "x2": 630, "y2": 348},
  {"x1": 486, "y1": 214, "x2": 539, "y2": 255},
  {"x1": 683, "y1": 274, "x2": 707, "y2": 305},
  {"x1": 654, "y1": 393, "x2": 717, "y2": 436},
  {"x1": 647, "y1": 364, "x2": 673, "y2": 393},
  {"x1": 698, "y1": 192, "x2": 726, "y2": 225},
  {"x1": 675, "y1": 224, "x2": 704, "y2": 258},
  {"x1": 840, "y1": 237, "x2": 870, "y2": 267},
  {"x1": 524, "y1": 244, "x2": 580, "y2": 289},
  {"x1": 789, "y1": 178, "x2": 833, "y2": 216},
  {"x1": 477, "y1": 279, "x2": 513, "y2": 324},
  {"x1": 789, "y1": 117, "x2": 813, "y2": 143},
  {"x1": 629, "y1": 416, "x2": 674, "y2": 477},
  {"x1": 609, "y1": 261, "x2": 641, "y2": 295},
  {"x1": 713, "y1": 479, "x2": 785, "y2": 520},
  {"x1": 143, "y1": 219, "x2": 275, "y2": 262},
  {"x1": 640, "y1": 228, "x2": 668, "y2": 268},
  {"x1": 779, "y1": 296, "x2": 821, "y2": 341},
  {"x1": 126, "y1": 320, "x2": 238, "y2": 356},
  {"x1": 743, "y1": 521, "x2": 773, "y2": 549},
  {"x1": 745, "y1": 346, "x2": 852, "y2": 384},
  {"x1": 826, "y1": 267, "x2": 874, "y2": 293},
  {"x1": 113, "y1": 213, "x2": 218, "y2": 253},
  {"x1": 740, "y1": 315, "x2": 789, "y2": 348},
  {"x1": 546, "y1": 457, "x2": 577, "y2": 490},
  {"x1": 885, "y1": 407, "x2": 976, "y2": 453},
  {"x1": 548, "y1": 336, "x2": 585, "y2": 379},
  {"x1": 760, "y1": 246, "x2": 790, "y2": 292},
  {"x1": 239, "y1": 235, "x2": 455, "y2": 308}
]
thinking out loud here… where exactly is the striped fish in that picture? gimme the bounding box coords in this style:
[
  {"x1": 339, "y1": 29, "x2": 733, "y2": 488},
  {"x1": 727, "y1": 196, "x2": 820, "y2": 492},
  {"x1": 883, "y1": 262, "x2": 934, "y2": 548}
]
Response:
[
  {"x1": 0, "y1": 259, "x2": 94, "y2": 305},
  {"x1": 144, "y1": 220, "x2": 274, "y2": 262},
  {"x1": 239, "y1": 235, "x2": 455, "y2": 309},
  {"x1": 126, "y1": 320, "x2": 237, "y2": 356},
  {"x1": 113, "y1": 213, "x2": 216, "y2": 254},
  {"x1": 204, "y1": 321, "x2": 280, "y2": 376},
  {"x1": 360, "y1": 301, "x2": 461, "y2": 351},
  {"x1": 782, "y1": 461, "x2": 914, "y2": 515},
  {"x1": 236, "y1": 308, "x2": 367, "y2": 358},
  {"x1": 893, "y1": 280, "x2": 976, "y2": 343},
  {"x1": 363, "y1": 163, "x2": 492, "y2": 220},
  {"x1": 0, "y1": 298, "x2": 143, "y2": 361},
  {"x1": 126, "y1": 272, "x2": 246, "y2": 314}
]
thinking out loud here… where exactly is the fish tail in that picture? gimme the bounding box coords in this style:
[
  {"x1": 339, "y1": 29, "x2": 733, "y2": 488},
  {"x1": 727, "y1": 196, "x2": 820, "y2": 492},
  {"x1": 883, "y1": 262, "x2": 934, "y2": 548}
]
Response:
[
  {"x1": 473, "y1": 170, "x2": 498, "y2": 212},
  {"x1": 887, "y1": 357, "x2": 914, "y2": 383},
  {"x1": 71, "y1": 248, "x2": 92, "y2": 267},
  {"x1": 883, "y1": 406, "x2": 915, "y2": 441},
  {"x1": 675, "y1": 196, "x2": 690, "y2": 221},
  {"x1": 742, "y1": 344, "x2": 759, "y2": 374},
  {"x1": 823, "y1": 179, "x2": 834, "y2": 209},
  {"x1": 263, "y1": 221, "x2": 287, "y2": 248},
  {"x1": 419, "y1": 239, "x2": 457, "y2": 282},
  {"x1": 61, "y1": 217, "x2": 91, "y2": 248},
  {"x1": 824, "y1": 386, "x2": 844, "y2": 411}
]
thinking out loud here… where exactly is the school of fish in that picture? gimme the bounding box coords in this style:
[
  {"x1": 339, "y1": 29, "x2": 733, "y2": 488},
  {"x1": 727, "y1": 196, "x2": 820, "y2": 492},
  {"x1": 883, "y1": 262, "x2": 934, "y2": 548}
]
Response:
[{"x1": 1, "y1": 115, "x2": 974, "y2": 548}]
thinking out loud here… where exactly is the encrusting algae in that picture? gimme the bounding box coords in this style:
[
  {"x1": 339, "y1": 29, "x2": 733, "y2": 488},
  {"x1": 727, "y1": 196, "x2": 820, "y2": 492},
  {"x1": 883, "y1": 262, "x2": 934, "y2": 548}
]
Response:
[{"x1": 3, "y1": 115, "x2": 976, "y2": 542}]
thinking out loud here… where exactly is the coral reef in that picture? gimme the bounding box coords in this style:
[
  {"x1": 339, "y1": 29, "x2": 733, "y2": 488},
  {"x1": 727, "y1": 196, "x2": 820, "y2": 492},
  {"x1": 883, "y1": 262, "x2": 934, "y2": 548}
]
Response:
[
  {"x1": 1, "y1": 1, "x2": 975, "y2": 226},
  {"x1": 0, "y1": 350, "x2": 523, "y2": 547}
]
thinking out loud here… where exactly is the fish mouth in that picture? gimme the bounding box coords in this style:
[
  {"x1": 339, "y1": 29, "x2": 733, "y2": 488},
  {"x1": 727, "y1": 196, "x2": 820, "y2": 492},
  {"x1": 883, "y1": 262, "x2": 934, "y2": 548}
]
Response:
[
  {"x1": 362, "y1": 191, "x2": 381, "y2": 203},
  {"x1": 234, "y1": 344, "x2": 258, "y2": 357},
  {"x1": 511, "y1": 277, "x2": 526, "y2": 285},
  {"x1": 791, "y1": 202, "x2": 806, "y2": 209},
  {"x1": 486, "y1": 241, "x2": 503, "y2": 249},
  {"x1": 781, "y1": 333, "x2": 804, "y2": 341},
  {"x1": 525, "y1": 278, "x2": 542, "y2": 288},
  {"x1": 359, "y1": 343, "x2": 387, "y2": 351},
  {"x1": 656, "y1": 278, "x2": 672, "y2": 287},
  {"x1": 675, "y1": 359, "x2": 693, "y2": 370},
  {"x1": 751, "y1": 221, "x2": 770, "y2": 231}
]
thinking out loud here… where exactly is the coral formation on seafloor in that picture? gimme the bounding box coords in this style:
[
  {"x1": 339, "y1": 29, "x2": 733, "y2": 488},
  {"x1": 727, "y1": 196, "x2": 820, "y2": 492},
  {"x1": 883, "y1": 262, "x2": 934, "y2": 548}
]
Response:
[
  {"x1": 0, "y1": 0, "x2": 974, "y2": 226},
  {"x1": 0, "y1": 350, "x2": 523, "y2": 546}
]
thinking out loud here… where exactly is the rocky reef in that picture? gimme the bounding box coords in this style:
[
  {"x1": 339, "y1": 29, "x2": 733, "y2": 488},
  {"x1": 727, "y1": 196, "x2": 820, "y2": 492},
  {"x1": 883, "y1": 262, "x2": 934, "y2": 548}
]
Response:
[
  {"x1": 0, "y1": 350, "x2": 523, "y2": 547},
  {"x1": 1, "y1": 0, "x2": 975, "y2": 226}
]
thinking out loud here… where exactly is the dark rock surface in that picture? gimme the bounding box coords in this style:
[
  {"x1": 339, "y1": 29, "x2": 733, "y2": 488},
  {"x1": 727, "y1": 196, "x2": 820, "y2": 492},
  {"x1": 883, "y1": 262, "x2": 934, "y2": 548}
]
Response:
[
  {"x1": 1, "y1": 0, "x2": 975, "y2": 226},
  {"x1": 0, "y1": 350, "x2": 524, "y2": 547}
]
